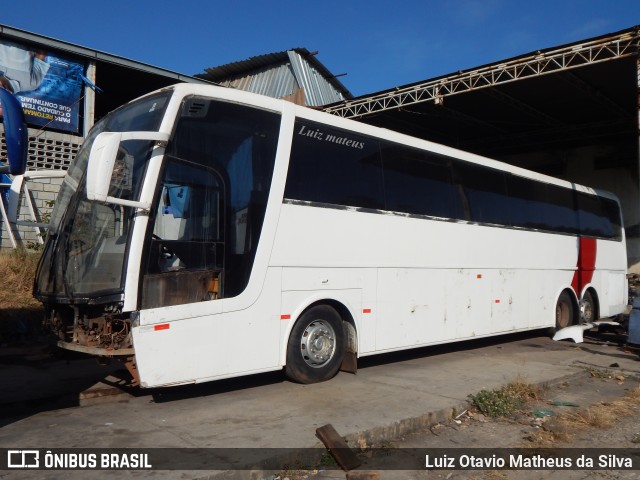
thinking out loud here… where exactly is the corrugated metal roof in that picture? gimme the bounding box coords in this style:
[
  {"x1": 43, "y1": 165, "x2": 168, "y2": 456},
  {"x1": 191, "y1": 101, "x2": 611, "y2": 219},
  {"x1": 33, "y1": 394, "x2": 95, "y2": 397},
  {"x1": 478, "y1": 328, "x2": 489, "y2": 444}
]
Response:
[
  {"x1": 0, "y1": 24, "x2": 211, "y2": 84},
  {"x1": 196, "y1": 48, "x2": 352, "y2": 106}
]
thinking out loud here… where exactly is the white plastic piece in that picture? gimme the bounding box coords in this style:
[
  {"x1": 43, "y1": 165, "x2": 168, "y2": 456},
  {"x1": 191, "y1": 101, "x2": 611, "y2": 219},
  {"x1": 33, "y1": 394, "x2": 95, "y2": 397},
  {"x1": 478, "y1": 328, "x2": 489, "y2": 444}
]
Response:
[{"x1": 552, "y1": 320, "x2": 620, "y2": 343}]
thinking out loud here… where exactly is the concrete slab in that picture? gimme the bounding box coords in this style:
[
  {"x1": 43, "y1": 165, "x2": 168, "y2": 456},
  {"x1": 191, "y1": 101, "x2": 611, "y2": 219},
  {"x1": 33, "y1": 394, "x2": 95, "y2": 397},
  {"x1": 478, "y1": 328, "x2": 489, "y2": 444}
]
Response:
[{"x1": 0, "y1": 331, "x2": 639, "y2": 479}]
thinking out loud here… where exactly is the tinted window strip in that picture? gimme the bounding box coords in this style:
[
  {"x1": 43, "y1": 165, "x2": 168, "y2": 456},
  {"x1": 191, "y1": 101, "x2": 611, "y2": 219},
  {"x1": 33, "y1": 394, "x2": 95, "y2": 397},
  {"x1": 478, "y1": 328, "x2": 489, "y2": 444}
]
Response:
[{"x1": 286, "y1": 119, "x2": 622, "y2": 242}]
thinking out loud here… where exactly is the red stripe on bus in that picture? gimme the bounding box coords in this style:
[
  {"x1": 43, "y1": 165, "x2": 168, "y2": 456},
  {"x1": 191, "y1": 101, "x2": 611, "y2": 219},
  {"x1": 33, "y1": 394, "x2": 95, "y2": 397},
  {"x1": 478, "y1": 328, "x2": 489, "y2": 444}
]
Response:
[
  {"x1": 281, "y1": 314, "x2": 291, "y2": 320},
  {"x1": 572, "y1": 237, "x2": 597, "y2": 295},
  {"x1": 154, "y1": 324, "x2": 170, "y2": 331}
]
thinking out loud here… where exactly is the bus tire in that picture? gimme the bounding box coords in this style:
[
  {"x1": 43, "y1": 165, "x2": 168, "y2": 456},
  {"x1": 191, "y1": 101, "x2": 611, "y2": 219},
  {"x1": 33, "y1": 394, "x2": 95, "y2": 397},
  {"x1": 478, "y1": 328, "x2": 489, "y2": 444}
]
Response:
[
  {"x1": 580, "y1": 290, "x2": 596, "y2": 323},
  {"x1": 285, "y1": 305, "x2": 345, "y2": 384},
  {"x1": 555, "y1": 291, "x2": 575, "y2": 330}
]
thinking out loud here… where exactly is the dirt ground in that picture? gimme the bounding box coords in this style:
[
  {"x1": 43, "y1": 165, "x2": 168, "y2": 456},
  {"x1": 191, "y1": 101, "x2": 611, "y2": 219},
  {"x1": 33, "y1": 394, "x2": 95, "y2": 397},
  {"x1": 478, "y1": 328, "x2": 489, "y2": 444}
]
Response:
[
  {"x1": 273, "y1": 364, "x2": 640, "y2": 480},
  {"x1": 385, "y1": 370, "x2": 640, "y2": 480}
]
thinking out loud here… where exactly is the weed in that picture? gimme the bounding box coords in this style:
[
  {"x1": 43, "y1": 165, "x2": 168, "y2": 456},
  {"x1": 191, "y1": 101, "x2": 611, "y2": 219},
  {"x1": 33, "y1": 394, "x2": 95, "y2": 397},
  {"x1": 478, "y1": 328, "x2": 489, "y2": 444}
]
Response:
[
  {"x1": 564, "y1": 393, "x2": 639, "y2": 429},
  {"x1": 523, "y1": 382, "x2": 640, "y2": 448},
  {"x1": 470, "y1": 380, "x2": 542, "y2": 418},
  {"x1": 626, "y1": 385, "x2": 640, "y2": 401},
  {"x1": 317, "y1": 451, "x2": 338, "y2": 468},
  {"x1": 522, "y1": 428, "x2": 567, "y2": 447},
  {"x1": 0, "y1": 249, "x2": 41, "y2": 308},
  {"x1": 585, "y1": 367, "x2": 614, "y2": 379},
  {"x1": 25, "y1": 200, "x2": 55, "y2": 251},
  {"x1": 503, "y1": 379, "x2": 545, "y2": 402},
  {"x1": 0, "y1": 249, "x2": 44, "y2": 343},
  {"x1": 470, "y1": 388, "x2": 523, "y2": 417}
]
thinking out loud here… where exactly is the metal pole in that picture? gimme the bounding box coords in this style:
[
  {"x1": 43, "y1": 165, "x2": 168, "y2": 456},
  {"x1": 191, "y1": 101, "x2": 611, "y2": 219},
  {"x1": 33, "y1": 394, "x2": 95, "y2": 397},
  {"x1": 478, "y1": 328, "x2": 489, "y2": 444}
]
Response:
[{"x1": 83, "y1": 61, "x2": 96, "y2": 135}]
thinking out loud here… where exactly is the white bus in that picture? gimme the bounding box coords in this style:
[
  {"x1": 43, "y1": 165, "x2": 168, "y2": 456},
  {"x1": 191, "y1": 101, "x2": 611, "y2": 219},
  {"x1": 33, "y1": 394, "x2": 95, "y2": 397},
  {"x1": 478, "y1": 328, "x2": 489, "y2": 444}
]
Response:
[{"x1": 34, "y1": 83, "x2": 627, "y2": 387}]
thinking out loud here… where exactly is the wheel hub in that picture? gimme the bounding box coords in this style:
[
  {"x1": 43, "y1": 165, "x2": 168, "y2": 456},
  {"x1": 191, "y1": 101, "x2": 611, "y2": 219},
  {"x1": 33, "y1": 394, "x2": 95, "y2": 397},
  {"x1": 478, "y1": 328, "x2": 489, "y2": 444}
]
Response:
[
  {"x1": 580, "y1": 300, "x2": 593, "y2": 323},
  {"x1": 301, "y1": 320, "x2": 336, "y2": 367}
]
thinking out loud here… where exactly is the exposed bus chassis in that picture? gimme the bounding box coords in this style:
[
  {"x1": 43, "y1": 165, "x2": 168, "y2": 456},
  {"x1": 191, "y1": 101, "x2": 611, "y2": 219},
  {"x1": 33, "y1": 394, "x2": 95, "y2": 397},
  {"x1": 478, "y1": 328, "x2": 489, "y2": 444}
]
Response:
[{"x1": 44, "y1": 305, "x2": 140, "y2": 385}]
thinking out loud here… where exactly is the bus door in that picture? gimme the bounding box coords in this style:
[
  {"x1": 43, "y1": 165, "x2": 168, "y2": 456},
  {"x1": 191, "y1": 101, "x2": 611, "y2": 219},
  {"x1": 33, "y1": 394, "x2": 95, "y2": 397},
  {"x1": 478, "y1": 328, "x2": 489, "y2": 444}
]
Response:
[{"x1": 141, "y1": 157, "x2": 225, "y2": 309}]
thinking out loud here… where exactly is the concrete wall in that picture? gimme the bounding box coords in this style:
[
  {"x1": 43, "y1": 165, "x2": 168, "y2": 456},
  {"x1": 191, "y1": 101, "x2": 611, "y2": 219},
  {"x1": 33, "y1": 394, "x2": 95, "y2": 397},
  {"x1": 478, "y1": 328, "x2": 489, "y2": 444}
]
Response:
[{"x1": 1, "y1": 176, "x2": 63, "y2": 250}]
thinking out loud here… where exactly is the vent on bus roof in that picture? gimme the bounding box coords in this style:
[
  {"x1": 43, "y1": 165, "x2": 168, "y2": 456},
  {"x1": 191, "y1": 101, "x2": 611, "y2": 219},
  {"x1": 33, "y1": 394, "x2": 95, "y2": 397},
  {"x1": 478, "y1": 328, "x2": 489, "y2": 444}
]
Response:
[{"x1": 183, "y1": 99, "x2": 209, "y2": 118}]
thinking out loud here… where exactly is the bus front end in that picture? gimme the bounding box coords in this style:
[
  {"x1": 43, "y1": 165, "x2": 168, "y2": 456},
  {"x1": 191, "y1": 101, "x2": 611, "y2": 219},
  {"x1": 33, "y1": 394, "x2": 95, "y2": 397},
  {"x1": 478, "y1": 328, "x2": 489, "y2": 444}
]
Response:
[
  {"x1": 34, "y1": 91, "x2": 174, "y2": 384},
  {"x1": 35, "y1": 85, "x2": 282, "y2": 387}
]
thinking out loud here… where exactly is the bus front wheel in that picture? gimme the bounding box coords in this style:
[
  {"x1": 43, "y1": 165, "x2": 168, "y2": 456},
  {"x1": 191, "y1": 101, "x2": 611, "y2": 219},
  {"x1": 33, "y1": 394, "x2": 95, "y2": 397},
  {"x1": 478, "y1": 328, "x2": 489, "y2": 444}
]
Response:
[
  {"x1": 555, "y1": 291, "x2": 575, "y2": 330},
  {"x1": 285, "y1": 305, "x2": 345, "y2": 384}
]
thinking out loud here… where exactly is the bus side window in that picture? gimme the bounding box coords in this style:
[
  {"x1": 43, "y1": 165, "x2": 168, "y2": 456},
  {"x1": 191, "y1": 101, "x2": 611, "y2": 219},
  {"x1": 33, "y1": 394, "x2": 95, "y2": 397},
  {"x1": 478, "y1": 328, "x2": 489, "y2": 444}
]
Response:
[
  {"x1": 142, "y1": 157, "x2": 224, "y2": 309},
  {"x1": 285, "y1": 119, "x2": 384, "y2": 210},
  {"x1": 453, "y1": 161, "x2": 509, "y2": 225},
  {"x1": 380, "y1": 143, "x2": 463, "y2": 219}
]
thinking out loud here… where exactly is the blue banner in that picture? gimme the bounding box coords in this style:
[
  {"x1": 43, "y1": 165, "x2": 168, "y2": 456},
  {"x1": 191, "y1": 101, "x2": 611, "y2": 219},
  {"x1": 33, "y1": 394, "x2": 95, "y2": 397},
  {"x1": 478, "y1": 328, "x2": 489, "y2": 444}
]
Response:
[
  {"x1": 0, "y1": 38, "x2": 84, "y2": 133},
  {"x1": 0, "y1": 173, "x2": 9, "y2": 206}
]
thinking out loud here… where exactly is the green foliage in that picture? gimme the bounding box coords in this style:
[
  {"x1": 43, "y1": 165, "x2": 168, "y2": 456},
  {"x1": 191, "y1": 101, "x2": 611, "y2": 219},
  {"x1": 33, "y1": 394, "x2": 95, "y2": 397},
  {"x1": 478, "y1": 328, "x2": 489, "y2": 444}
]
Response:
[
  {"x1": 25, "y1": 200, "x2": 55, "y2": 251},
  {"x1": 470, "y1": 388, "x2": 523, "y2": 417},
  {"x1": 585, "y1": 367, "x2": 614, "y2": 379},
  {"x1": 470, "y1": 381, "x2": 542, "y2": 418},
  {"x1": 318, "y1": 451, "x2": 338, "y2": 468}
]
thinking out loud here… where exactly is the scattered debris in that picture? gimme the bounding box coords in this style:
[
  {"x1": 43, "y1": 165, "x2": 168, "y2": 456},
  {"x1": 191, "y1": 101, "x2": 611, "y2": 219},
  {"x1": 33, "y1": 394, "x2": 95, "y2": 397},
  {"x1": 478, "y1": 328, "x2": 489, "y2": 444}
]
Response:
[
  {"x1": 549, "y1": 401, "x2": 579, "y2": 407},
  {"x1": 454, "y1": 409, "x2": 468, "y2": 419},
  {"x1": 429, "y1": 423, "x2": 443, "y2": 436},
  {"x1": 533, "y1": 409, "x2": 554, "y2": 418},
  {"x1": 552, "y1": 321, "x2": 620, "y2": 343}
]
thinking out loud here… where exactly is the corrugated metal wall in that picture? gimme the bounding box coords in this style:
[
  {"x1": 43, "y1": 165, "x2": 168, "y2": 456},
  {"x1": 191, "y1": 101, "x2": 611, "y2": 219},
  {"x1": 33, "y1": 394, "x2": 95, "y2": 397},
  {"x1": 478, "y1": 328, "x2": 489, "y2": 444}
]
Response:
[
  {"x1": 216, "y1": 50, "x2": 346, "y2": 107},
  {"x1": 286, "y1": 50, "x2": 345, "y2": 106}
]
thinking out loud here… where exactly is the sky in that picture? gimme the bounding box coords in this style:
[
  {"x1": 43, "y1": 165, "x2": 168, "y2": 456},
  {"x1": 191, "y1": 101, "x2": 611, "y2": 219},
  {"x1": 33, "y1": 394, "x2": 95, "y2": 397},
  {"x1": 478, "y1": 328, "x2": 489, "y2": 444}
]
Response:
[{"x1": 1, "y1": 0, "x2": 638, "y2": 97}]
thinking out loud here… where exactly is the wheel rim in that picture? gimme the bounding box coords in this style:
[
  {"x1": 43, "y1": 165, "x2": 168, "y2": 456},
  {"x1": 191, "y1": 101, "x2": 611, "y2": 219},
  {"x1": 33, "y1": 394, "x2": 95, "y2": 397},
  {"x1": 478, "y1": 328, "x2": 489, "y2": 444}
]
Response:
[
  {"x1": 581, "y1": 298, "x2": 593, "y2": 323},
  {"x1": 556, "y1": 300, "x2": 571, "y2": 329},
  {"x1": 300, "y1": 320, "x2": 336, "y2": 368}
]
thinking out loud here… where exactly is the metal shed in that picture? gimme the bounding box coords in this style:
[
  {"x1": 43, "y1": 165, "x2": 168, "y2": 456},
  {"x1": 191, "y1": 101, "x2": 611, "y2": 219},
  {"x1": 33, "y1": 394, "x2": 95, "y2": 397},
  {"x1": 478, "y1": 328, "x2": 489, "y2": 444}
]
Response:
[{"x1": 196, "y1": 48, "x2": 352, "y2": 106}]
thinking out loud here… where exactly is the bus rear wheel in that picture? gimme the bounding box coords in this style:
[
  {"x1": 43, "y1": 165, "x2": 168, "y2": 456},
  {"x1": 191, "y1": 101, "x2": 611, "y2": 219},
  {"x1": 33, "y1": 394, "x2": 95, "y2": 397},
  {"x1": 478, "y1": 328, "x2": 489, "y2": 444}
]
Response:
[
  {"x1": 555, "y1": 291, "x2": 575, "y2": 330},
  {"x1": 285, "y1": 305, "x2": 345, "y2": 384},
  {"x1": 581, "y1": 291, "x2": 596, "y2": 323}
]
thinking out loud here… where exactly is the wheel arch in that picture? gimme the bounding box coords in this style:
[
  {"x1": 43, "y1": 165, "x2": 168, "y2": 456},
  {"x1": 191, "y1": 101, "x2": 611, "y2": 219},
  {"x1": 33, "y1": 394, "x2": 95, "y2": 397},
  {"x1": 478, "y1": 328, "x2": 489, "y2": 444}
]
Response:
[
  {"x1": 555, "y1": 286, "x2": 580, "y2": 328},
  {"x1": 280, "y1": 294, "x2": 360, "y2": 366},
  {"x1": 581, "y1": 285, "x2": 600, "y2": 322}
]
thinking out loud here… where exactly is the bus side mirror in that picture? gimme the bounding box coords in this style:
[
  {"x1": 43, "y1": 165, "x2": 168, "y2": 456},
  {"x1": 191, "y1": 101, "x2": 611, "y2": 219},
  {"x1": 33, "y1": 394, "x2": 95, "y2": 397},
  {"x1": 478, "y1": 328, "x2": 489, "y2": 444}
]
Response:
[
  {"x1": 0, "y1": 87, "x2": 28, "y2": 176},
  {"x1": 86, "y1": 131, "x2": 169, "y2": 209},
  {"x1": 86, "y1": 132, "x2": 122, "y2": 203}
]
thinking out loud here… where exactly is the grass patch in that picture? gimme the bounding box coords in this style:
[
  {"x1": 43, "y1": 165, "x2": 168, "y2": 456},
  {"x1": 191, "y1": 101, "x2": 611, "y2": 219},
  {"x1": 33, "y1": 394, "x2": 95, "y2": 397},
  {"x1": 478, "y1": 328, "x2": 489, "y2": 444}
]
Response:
[
  {"x1": 563, "y1": 387, "x2": 640, "y2": 429},
  {"x1": 524, "y1": 385, "x2": 640, "y2": 448},
  {"x1": 585, "y1": 367, "x2": 616, "y2": 379},
  {"x1": 470, "y1": 379, "x2": 543, "y2": 418},
  {"x1": 0, "y1": 249, "x2": 44, "y2": 343},
  {"x1": 0, "y1": 248, "x2": 41, "y2": 308}
]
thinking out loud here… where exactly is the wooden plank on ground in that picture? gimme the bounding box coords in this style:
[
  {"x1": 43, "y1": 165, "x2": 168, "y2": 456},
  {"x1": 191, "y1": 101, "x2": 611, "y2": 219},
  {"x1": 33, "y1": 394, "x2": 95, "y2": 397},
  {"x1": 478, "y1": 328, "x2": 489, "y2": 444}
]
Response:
[{"x1": 315, "y1": 423, "x2": 362, "y2": 471}]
